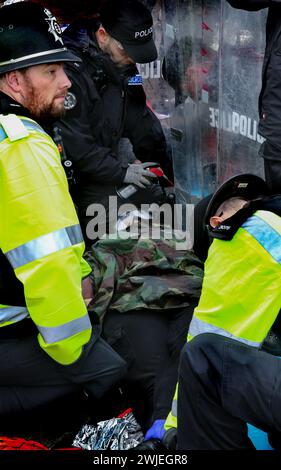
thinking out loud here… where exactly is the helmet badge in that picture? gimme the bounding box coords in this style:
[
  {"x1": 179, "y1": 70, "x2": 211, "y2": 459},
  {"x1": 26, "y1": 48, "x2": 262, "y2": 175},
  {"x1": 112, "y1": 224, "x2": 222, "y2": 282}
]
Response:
[{"x1": 44, "y1": 8, "x2": 63, "y2": 45}]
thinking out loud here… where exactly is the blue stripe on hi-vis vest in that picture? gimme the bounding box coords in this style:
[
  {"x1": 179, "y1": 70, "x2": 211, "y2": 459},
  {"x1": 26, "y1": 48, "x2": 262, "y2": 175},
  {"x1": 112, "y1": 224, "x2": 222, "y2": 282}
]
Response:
[
  {"x1": 0, "y1": 126, "x2": 6, "y2": 142},
  {"x1": 0, "y1": 118, "x2": 46, "y2": 143},
  {"x1": 242, "y1": 215, "x2": 281, "y2": 264},
  {"x1": 22, "y1": 120, "x2": 47, "y2": 135},
  {"x1": 5, "y1": 224, "x2": 84, "y2": 269}
]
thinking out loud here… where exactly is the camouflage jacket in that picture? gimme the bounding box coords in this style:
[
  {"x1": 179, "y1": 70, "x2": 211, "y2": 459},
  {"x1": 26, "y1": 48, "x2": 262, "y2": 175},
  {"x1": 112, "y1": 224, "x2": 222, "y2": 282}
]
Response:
[{"x1": 84, "y1": 234, "x2": 204, "y2": 321}]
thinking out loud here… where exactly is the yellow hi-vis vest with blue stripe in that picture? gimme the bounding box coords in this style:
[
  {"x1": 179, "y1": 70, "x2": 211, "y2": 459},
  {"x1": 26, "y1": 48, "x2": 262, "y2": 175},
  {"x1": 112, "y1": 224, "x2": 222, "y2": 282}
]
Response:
[
  {"x1": 0, "y1": 114, "x2": 92, "y2": 365},
  {"x1": 165, "y1": 209, "x2": 281, "y2": 430}
]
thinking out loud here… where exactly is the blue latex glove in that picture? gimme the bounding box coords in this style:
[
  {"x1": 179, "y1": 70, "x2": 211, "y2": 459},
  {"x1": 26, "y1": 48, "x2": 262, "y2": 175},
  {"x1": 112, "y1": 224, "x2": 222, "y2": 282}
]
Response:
[{"x1": 144, "y1": 419, "x2": 166, "y2": 441}]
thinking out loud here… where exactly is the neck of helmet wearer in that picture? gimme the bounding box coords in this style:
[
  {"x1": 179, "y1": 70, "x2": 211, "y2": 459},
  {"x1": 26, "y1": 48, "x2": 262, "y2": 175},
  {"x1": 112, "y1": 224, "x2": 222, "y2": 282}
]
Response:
[{"x1": 209, "y1": 197, "x2": 249, "y2": 228}]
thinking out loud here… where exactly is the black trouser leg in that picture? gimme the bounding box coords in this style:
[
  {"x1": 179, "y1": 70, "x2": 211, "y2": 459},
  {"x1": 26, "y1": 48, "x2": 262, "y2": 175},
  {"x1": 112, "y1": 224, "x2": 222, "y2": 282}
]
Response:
[
  {"x1": 102, "y1": 309, "x2": 169, "y2": 430},
  {"x1": 264, "y1": 158, "x2": 281, "y2": 194},
  {"x1": 152, "y1": 303, "x2": 196, "y2": 421},
  {"x1": 259, "y1": 140, "x2": 281, "y2": 193},
  {"x1": 102, "y1": 305, "x2": 197, "y2": 430},
  {"x1": 177, "y1": 334, "x2": 281, "y2": 450},
  {"x1": 0, "y1": 326, "x2": 126, "y2": 415}
]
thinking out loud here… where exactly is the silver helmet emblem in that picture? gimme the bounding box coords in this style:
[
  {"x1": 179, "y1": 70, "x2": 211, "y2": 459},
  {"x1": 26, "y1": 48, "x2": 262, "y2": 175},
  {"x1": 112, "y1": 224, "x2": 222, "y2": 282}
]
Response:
[{"x1": 44, "y1": 8, "x2": 63, "y2": 45}]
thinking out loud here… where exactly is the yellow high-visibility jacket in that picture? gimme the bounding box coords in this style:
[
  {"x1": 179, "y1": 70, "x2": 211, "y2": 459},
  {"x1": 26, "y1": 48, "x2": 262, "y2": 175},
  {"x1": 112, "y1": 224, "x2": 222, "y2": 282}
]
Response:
[
  {"x1": 165, "y1": 209, "x2": 281, "y2": 429},
  {"x1": 0, "y1": 114, "x2": 92, "y2": 365}
]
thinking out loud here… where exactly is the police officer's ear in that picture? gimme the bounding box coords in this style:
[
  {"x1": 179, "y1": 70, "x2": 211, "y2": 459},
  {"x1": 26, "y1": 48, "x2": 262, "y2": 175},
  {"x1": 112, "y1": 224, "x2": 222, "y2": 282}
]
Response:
[
  {"x1": 1, "y1": 70, "x2": 23, "y2": 94},
  {"x1": 95, "y1": 25, "x2": 110, "y2": 49},
  {"x1": 209, "y1": 214, "x2": 223, "y2": 228}
]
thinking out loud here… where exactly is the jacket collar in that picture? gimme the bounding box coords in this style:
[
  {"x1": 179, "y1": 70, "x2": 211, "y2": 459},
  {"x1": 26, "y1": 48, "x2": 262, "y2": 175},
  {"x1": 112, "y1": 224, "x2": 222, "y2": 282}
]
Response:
[
  {"x1": 0, "y1": 91, "x2": 30, "y2": 118},
  {"x1": 209, "y1": 195, "x2": 281, "y2": 241},
  {"x1": 0, "y1": 91, "x2": 54, "y2": 135}
]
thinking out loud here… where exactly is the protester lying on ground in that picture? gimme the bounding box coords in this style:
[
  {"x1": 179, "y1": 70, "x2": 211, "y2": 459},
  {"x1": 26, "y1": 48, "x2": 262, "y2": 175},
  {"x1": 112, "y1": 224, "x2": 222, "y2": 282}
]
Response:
[{"x1": 83, "y1": 213, "x2": 203, "y2": 448}]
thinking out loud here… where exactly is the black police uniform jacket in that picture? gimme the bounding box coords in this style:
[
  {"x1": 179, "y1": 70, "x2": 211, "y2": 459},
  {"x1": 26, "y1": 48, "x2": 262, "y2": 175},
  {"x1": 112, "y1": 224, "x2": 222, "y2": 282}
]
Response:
[
  {"x1": 56, "y1": 23, "x2": 172, "y2": 221},
  {"x1": 227, "y1": 0, "x2": 281, "y2": 151}
]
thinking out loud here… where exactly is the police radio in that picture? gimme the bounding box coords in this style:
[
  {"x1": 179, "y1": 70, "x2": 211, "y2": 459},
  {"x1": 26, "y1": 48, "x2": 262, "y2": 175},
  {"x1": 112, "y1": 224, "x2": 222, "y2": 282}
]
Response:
[{"x1": 53, "y1": 126, "x2": 76, "y2": 188}]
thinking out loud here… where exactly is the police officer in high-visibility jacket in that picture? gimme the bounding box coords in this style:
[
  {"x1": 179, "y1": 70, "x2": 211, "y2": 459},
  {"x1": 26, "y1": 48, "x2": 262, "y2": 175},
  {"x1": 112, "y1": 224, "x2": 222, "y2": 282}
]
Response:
[
  {"x1": 0, "y1": 1, "x2": 126, "y2": 418},
  {"x1": 174, "y1": 174, "x2": 281, "y2": 450}
]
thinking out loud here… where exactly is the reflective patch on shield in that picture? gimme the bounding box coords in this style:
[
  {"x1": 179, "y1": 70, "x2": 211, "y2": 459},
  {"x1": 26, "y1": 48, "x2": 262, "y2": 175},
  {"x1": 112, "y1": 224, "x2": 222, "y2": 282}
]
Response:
[{"x1": 64, "y1": 92, "x2": 77, "y2": 110}]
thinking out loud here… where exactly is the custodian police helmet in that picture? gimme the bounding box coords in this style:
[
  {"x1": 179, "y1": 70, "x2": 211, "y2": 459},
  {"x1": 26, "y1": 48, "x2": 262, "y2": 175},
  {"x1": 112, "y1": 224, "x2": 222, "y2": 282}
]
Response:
[{"x1": 0, "y1": 1, "x2": 80, "y2": 74}]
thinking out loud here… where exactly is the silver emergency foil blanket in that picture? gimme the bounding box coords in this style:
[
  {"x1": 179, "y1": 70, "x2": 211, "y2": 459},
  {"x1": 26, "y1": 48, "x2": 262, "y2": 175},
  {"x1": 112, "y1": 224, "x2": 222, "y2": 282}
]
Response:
[{"x1": 72, "y1": 412, "x2": 144, "y2": 450}]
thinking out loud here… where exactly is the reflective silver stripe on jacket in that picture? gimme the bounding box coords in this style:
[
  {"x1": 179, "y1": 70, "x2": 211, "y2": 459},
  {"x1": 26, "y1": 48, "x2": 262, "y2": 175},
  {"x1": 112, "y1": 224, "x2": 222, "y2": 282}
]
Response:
[
  {"x1": 0, "y1": 306, "x2": 29, "y2": 324},
  {"x1": 171, "y1": 398, "x2": 177, "y2": 418},
  {"x1": 37, "y1": 313, "x2": 91, "y2": 344},
  {"x1": 6, "y1": 225, "x2": 83, "y2": 269},
  {"x1": 188, "y1": 316, "x2": 261, "y2": 348}
]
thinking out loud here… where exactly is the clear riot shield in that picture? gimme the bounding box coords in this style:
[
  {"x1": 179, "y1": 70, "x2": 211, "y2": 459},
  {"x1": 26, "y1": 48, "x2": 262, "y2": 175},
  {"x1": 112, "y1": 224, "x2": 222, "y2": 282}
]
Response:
[{"x1": 140, "y1": 0, "x2": 267, "y2": 204}]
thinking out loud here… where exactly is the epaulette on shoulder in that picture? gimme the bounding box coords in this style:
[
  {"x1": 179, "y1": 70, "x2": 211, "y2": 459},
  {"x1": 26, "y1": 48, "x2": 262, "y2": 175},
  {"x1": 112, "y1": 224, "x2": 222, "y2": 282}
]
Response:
[{"x1": 0, "y1": 114, "x2": 29, "y2": 142}]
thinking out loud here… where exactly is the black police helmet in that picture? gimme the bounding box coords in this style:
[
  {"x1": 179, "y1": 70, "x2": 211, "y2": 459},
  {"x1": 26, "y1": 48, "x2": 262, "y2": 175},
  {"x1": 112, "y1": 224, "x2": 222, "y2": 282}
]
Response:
[
  {"x1": 0, "y1": 1, "x2": 80, "y2": 74},
  {"x1": 192, "y1": 174, "x2": 269, "y2": 262},
  {"x1": 204, "y1": 173, "x2": 269, "y2": 225}
]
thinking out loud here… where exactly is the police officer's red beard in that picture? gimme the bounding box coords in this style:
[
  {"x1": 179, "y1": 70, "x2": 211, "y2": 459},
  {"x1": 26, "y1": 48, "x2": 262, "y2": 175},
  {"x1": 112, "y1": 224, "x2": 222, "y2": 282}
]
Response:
[{"x1": 21, "y1": 80, "x2": 67, "y2": 122}]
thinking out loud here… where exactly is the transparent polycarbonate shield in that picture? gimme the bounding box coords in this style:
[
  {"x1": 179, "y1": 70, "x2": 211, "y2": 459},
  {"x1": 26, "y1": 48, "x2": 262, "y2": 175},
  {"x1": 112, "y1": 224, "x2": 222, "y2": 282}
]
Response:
[
  {"x1": 162, "y1": 0, "x2": 221, "y2": 203},
  {"x1": 218, "y1": 2, "x2": 266, "y2": 183},
  {"x1": 140, "y1": 0, "x2": 267, "y2": 204}
]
